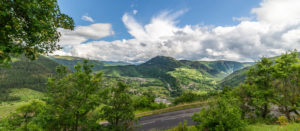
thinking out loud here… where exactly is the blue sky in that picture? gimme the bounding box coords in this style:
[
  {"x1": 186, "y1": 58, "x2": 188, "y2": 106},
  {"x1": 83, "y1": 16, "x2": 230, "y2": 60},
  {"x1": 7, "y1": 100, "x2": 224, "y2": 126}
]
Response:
[
  {"x1": 55, "y1": 0, "x2": 300, "y2": 63},
  {"x1": 58, "y1": 0, "x2": 261, "y2": 41}
]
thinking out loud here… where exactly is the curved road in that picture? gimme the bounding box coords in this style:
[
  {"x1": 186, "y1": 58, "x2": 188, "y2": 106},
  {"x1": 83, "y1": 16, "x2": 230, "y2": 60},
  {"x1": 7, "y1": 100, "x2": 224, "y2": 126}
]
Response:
[{"x1": 135, "y1": 107, "x2": 202, "y2": 131}]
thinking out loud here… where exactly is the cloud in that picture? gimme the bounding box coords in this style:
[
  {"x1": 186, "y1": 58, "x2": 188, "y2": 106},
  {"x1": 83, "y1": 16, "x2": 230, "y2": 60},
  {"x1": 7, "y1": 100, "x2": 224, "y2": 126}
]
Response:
[
  {"x1": 251, "y1": 0, "x2": 300, "y2": 24},
  {"x1": 53, "y1": 23, "x2": 114, "y2": 55},
  {"x1": 54, "y1": 0, "x2": 300, "y2": 63},
  {"x1": 133, "y1": 10, "x2": 138, "y2": 15},
  {"x1": 58, "y1": 23, "x2": 114, "y2": 45},
  {"x1": 232, "y1": 16, "x2": 253, "y2": 22},
  {"x1": 81, "y1": 14, "x2": 94, "y2": 22}
]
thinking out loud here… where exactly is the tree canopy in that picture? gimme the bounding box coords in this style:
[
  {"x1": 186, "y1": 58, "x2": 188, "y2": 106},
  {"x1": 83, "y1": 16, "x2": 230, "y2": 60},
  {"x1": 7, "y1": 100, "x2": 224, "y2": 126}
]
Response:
[{"x1": 0, "y1": 0, "x2": 74, "y2": 65}]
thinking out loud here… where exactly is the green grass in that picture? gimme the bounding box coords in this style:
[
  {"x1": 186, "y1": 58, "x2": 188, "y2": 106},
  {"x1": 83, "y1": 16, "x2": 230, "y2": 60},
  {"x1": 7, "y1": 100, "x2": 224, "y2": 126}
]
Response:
[
  {"x1": 245, "y1": 123, "x2": 300, "y2": 131},
  {"x1": 8, "y1": 88, "x2": 44, "y2": 100},
  {"x1": 0, "y1": 88, "x2": 44, "y2": 119}
]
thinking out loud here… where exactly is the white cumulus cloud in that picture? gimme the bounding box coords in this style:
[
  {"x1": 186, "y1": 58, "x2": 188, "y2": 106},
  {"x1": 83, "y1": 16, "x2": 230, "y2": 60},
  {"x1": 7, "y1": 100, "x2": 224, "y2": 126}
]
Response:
[{"x1": 54, "y1": 0, "x2": 300, "y2": 63}]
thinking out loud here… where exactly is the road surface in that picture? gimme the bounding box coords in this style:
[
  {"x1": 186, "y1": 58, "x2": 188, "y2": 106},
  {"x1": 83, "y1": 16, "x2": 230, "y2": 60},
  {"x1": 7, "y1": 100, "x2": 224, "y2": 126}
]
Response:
[{"x1": 135, "y1": 107, "x2": 202, "y2": 131}]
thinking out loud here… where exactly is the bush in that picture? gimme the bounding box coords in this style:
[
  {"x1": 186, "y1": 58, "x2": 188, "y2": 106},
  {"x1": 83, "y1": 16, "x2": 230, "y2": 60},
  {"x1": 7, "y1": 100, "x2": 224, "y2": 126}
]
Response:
[
  {"x1": 192, "y1": 96, "x2": 246, "y2": 131},
  {"x1": 277, "y1": 116, "x2": 288, "y2": 125},
  {"x1": 173, "y1": 91, "x2": 214, "y2": 105},
  {"x1": 174, "y1": 92, "x2": 197, "y2": 105}
]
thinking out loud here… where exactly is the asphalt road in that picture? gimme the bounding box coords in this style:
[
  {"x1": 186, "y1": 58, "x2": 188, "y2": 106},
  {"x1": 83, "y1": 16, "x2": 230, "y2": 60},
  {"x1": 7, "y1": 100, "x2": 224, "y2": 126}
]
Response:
[{"x1": 135, "y1": 107, "x2": 202, "y2": 131}]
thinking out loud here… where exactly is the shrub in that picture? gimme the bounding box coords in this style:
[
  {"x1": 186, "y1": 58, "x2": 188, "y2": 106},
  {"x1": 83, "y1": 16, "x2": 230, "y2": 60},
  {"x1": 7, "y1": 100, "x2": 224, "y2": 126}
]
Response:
[
  {"x1": 192, "y1": 96, "x2": 246, "y2": 131},
  {"x1": 277, "y1": 116, "x2": 288, "y2": 125},
  {"x1": 168, "y1": 120, "x2": 197, "y2": 131}
]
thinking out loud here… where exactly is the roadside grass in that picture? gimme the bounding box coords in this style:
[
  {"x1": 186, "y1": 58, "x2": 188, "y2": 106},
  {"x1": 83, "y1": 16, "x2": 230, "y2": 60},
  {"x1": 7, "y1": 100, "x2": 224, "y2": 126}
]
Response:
[
  {"x1": 0, "y1": 88, "x2": 44, "y2": 119},
  {"x1": 244, "y1": 123, "x2": 300, "y2": 131},
  {"x1": 164, "y1": 123, "x2": 300, "y2": 131},
  {"x1": 136, "y1": 100, "x2": 209, "y2": 118}
]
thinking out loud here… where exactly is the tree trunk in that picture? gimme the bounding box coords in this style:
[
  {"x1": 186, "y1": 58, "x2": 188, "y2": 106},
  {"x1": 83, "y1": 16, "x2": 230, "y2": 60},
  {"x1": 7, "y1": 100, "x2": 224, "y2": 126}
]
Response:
[{"x1": 262, "y1": 103, "x2": 268, "y2": 118}]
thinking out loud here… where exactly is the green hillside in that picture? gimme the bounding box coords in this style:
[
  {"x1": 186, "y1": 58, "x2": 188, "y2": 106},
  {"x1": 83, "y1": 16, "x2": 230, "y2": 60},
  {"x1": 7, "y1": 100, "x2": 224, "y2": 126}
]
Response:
[
  {"x1": 100, "y1": 56, "x2": 252, "y2": 96},
  {"x1": 0, "y1": 55, "x2": 58, "y2": 102},
  {"x1": 218, "y1": 67, "x2": 250, "y2": 88}
]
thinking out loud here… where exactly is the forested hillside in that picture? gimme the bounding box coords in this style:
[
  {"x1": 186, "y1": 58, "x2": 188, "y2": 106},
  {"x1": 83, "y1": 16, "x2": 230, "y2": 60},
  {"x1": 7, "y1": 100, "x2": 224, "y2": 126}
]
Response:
[
  {"x1": 220, "y1": 52, "x2": 300, "y2": 88},
  {"x1": 0, "y1": 55, "x2": 58, "y2": 102},
  {"x1": 218, "y1": 67, "x2": 250, "y2": 87},
  {"x1": 0, "y1": 55, "x2": 58, "y2": 92}
]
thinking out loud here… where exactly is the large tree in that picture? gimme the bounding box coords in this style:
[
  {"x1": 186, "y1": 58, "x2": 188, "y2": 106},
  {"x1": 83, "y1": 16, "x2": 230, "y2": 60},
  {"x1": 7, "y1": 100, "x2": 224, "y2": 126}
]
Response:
[
  {"x1": 102, "y1": 82, "x2": 135, "y2": 130},
  {"x1": 245, "y1": 57, "x2": 275, "y2": 118},
  {"x1": 44, "y1": 61, "x2": 105, "y2": 130},
  {"x1": 0, "y1": 0, "x2": 74, "y2": 65}
]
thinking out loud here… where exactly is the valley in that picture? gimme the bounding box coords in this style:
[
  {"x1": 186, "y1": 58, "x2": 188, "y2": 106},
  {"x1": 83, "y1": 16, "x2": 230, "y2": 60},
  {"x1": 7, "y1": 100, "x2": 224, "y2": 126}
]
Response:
[{"x1": 0, "y1": 55, "x2": 251, "y2": 119}]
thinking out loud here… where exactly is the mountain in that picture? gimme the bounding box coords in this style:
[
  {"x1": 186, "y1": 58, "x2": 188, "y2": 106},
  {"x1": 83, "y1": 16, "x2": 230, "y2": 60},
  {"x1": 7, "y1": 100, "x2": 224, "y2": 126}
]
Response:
[{"x1": 100, "y1": 56, "x2": 253, "y2": 95}]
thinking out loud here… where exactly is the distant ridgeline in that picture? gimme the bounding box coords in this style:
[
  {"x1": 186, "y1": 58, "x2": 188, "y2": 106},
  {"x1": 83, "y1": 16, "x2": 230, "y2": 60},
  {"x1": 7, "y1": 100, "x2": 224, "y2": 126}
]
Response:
[
  {"x1": 0, "y1": 55, "x2": 253, "y2": 97},
  {"x1": 48, "y1": 55, "x2": 130, "y2": 71}
]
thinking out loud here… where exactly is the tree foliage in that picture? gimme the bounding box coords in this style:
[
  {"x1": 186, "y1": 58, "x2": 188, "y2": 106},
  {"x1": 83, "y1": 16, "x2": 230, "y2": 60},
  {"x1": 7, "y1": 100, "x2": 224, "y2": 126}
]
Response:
[
  {"x1": 101, "y1": 82, "x2": 135, "y2": 130},
  {"x1": 42, "y1": 61, "x2": 105, "y2": 130},
  {"x1": 0, "y1": 100, "x2": 45, "y2": 131},
  {"x1": 192, "y1": 95, "x2": 245, "y2": 131},
  {"x1": 0, "y1": 0, "x2": 74, "y2": 65},
  {"x1": 245, "y1": 57, "x2": 275, "y2": 118},
  {"x1": 237, "y1": 51, "x2": 300, "y2": 121},
  {"x1": 272, "y1": 51, "x2": 300, "y2": 120}
]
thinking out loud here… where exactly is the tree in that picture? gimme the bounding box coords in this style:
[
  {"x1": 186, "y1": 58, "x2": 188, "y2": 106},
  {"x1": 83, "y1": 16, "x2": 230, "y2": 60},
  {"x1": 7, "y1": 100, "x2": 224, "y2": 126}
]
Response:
[
  {"x1": 244, "y1": 57, "x2": 275, "y2": 118},
  {"x1": 102, "y1": 82, "x2": 135, "y2": 130},
  {"x1": 43, "y1": 60, "x2": 104, "y2": 130},
  {"x1": 272, "y1": 51, "x2": 300, "y2": 120},
  {"x1": 0, "y1": 0, "x2": 74, "y2": 65}
]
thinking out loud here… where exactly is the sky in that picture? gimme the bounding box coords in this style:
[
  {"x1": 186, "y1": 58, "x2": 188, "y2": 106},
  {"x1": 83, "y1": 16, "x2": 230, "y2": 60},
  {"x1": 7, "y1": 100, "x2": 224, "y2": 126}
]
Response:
[{"x1": 55, "y1": 0, "x2": 300, "y2": 63}]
